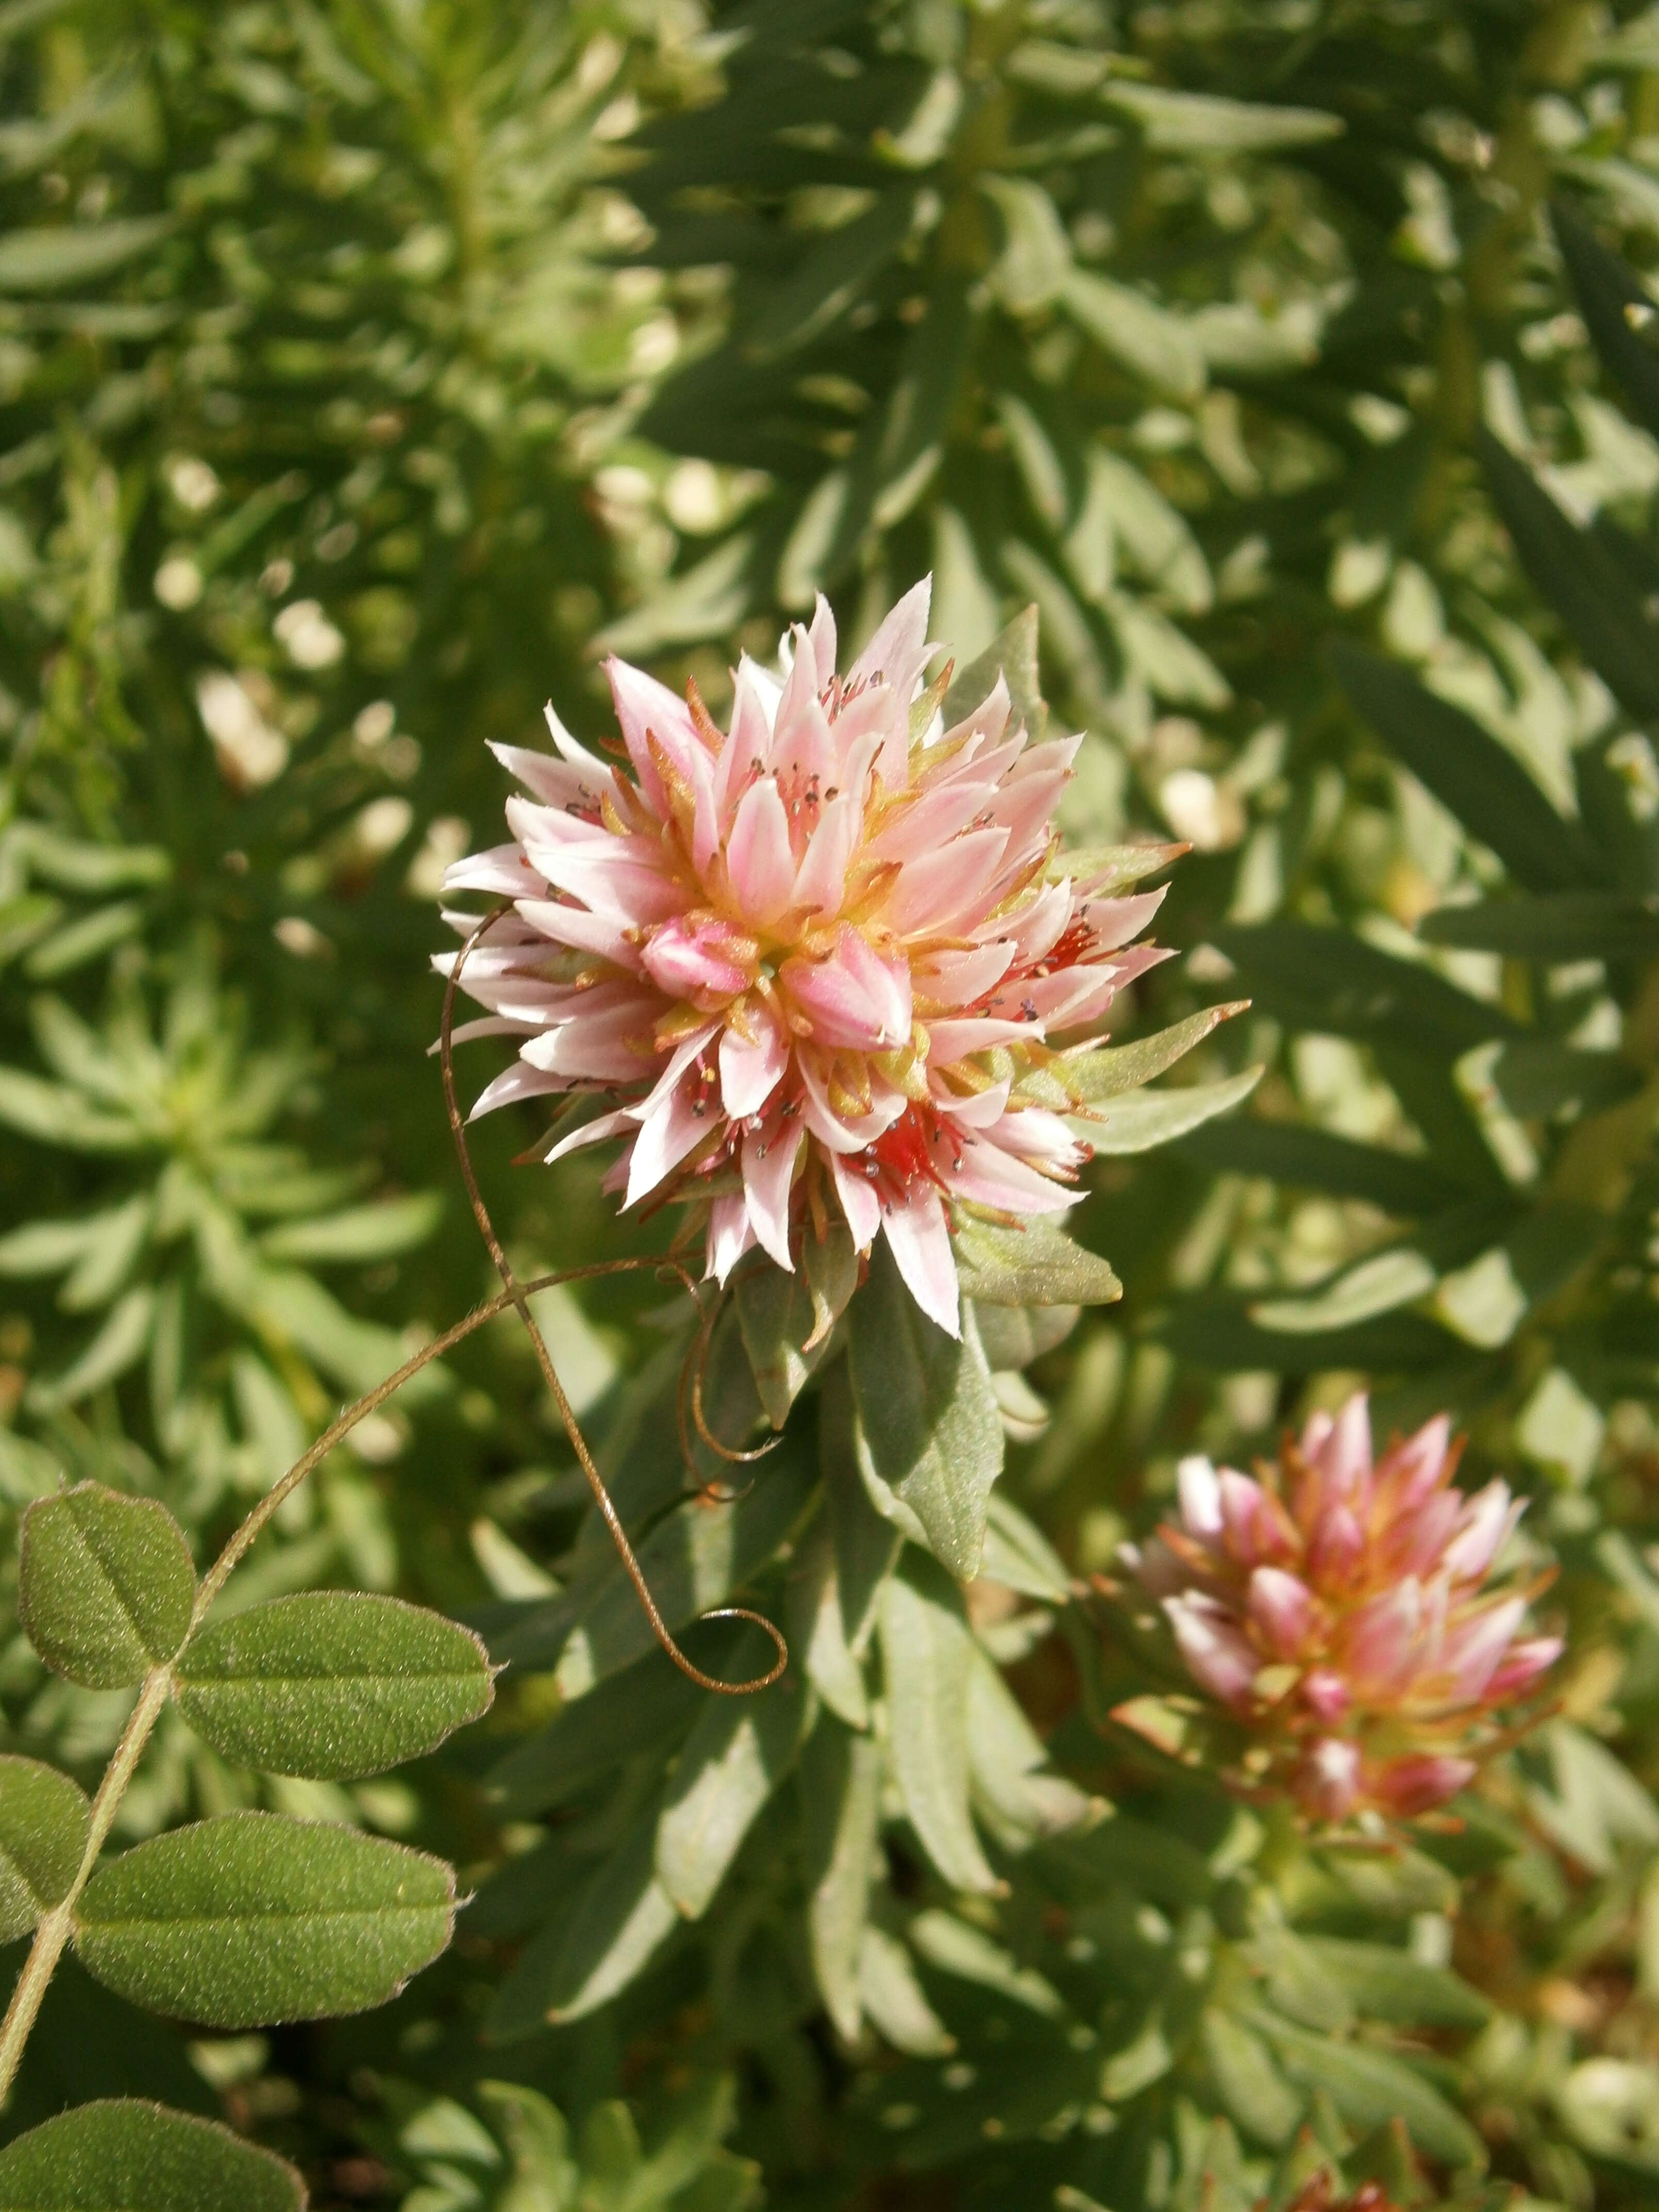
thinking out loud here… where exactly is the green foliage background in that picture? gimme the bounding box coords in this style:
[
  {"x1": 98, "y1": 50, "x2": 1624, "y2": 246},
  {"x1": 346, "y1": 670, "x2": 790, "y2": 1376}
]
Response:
[{"x1": 8, "y1": 0, "x2": 1659, "y2": 2205}]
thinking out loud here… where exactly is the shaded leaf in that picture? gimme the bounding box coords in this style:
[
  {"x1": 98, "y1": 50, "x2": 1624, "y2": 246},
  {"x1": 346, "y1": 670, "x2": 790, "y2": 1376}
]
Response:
[
  {"x1": 952, "y1": 1216, "x2": 1120, "y2": 1308},
  {"x1": 1249, "y1": 2011, "x2": 1486, "y2": 2169},
  {"x1": 655, "y1": 1651, "x2": 805, "y2": 1916},
  {"x1": 802, "y1": 1717, "x2": 883, "y2": 2041},
  {"x1": 1419, "y1": 892, "x2": 1659, "y2": 960},
  {"x1": 0, "y1": 2101, "x2": 303, "y2": 2212},
  {"x1": 1329, "y1": 640, "x2": 1606, "y2": 893}
]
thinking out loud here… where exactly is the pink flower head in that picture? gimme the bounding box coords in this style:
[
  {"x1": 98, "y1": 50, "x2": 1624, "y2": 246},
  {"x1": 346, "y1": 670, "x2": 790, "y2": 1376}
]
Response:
[
  {"x1": 439, "y1": 580, "x2": 1173, "y2": 1334},
  {"x1": 1136, "y1": 1393, "x2": 1560, "y2": 1824}
]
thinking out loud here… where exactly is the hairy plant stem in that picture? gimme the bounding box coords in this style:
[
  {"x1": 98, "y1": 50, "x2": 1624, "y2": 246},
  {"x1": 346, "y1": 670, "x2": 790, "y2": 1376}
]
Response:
[
  {"x1": 0, "y1": 1263, "x2": 661, "y2": 2105},
  {"x1": 0, "y1": 1665, "x2": 172, "y2": 2101}
]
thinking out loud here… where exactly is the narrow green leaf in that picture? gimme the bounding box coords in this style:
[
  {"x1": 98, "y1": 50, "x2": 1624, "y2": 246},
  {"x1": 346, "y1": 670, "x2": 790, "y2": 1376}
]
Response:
[
  {"x1": 538, "y1": 1813, "x2": 678, "y2": 2026},
  {"x1": 74, "y1": 1812, "x2": 455, "y2": 2026},
  {"x1": 1103, "y1": 82, "x2": 1342, "y2": 150},
  {"x1": 1250, "y1": 2011, "x2": 1485, "y2": 2169},
  {"x1": 979, "y1": 1493, "x2": 1071, "y2": 1603},
  {"x1": 655, "y1": 1656, "x2": 805, "y2": 1916},
  {"x1": 966, "y1": 1651, "x2": 1091, "y2": 1849},
  {"x1": 952, "y1": 1216, "x2": 1120, "y2": 1308},
  {"x1": 0, "y1": 215, "x2": 171, "y2": 290},
  {"x1": 820, "y1": 1363, "x2": 903, "y2": 1655},
  {"x1": 1552, "y1": 199, "x2": 1659, "y2": 440},
  {"x1": 857, "y1": 1924, "x2": 955, "y2": 2057},
  {"x1": 1200, "y1": 2009, "x2": 1302, "y2": 2148},
  {"x1": 847, "y1": 1246, "x2": 1003, "y2": 1580},
  {"x1": 941, "y1": 605, "x2": 1043, "y2": 735},
  {"x1": 1026, "y1": 1002, "x2": 1247, "y2": 1109},
  {"x1": 1061, "y1": 268, "x2": 1205, "y2": 398},
  {"x1": 802, "y1": 1717, "x2": 883, "y2": 2041},
  {"x1": 880, "y1": 1556, "x2": 1000, "y2": 1894},
  {"x1": 25, "y1": 1284, "x2": 154, "y2": 1412},
  {"x1": 788, "y1": 1524, "x2": 869, "y2": 1728},
  {"x1": 484, "y1": 1645, "x2": 703, "y2": 1819},
  {"x1": 1490, "y1": 1038, "x2": 1641, "y2": 1117},
  {"x1": 1328, "y1": 641, "x2": 1606, "y2": 893},
  {"x1": 734, "y1": 1255, "x2": 835, "y2": 1429},
  {"x1": 0, "y1": 2101, "x2": 304, "y2": 2212},
  {"x1": 1176, "y1": 1118, "x2": 1467, "y2": 1214},
  {"x1": 1481, "y1": 428, "x2": 1659, "y2": 725},
  {"x1": 1420, "y1": 891, "x2": 1659, "y2": 959},
  {"x1": 21, "y1": 1483, "x2": 196, "y2": 1689},
  {"x1": 1214, "y1": 925, "x2": 1516, "y2": 1054},
  {"x1": 176, "y1": 1592, "x2": 494, "y2": 1780},
  {"x1": 0, "y1": 1755, "x2": 90, "y2": 1941},
  {"x1": 746, "y1": 191, "x2": 916, "y2": 359},
  {"x1": 909, "y1": 1907, "x2": 1064, "y2": 2015},
  {"x1": 258, "y1": 1192, "x2": 443, "y2": 1264},
  {"x1": 1301, "y1": 1937, "x2": 1490, "y2": 2028},
  {"x1": 1091, "y1": 1067, "x2": 1262, "y2": 1154}
]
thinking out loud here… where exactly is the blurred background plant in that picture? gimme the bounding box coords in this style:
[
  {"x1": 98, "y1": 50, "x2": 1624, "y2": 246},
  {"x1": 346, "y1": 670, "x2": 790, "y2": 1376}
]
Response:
[{"x1": 8, "y1": 0, "x2": 1659, "y2": 2206}]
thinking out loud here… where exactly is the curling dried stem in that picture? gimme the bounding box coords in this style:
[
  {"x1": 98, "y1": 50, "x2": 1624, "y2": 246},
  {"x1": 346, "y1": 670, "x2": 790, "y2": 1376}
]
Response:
[{"x1": 441, "y1": 910, "x2": 786, "y2": 1697}]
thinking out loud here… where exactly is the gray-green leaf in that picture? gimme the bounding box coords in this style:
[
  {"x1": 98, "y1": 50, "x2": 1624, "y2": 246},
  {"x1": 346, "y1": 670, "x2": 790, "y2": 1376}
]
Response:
[
  {"x1": 880, "y1": 1558, "x2": 999, "y2": 1894},
  {"x1": 0, "y1": 2101, "x2": 304, "y2": 2212},
  {"x1": 21, "y1": 1483, "x2": 196, "y2": 1688},
  {"x1": 74, "y1": 1812, "x2": 456, "y2": 2026},
  {"x1": 176, "y1": 1593, "x2": 495, "y2": 1780},
  {"x1": 847, "y1": 1244, "x2": 1003, "y2": 1581}
]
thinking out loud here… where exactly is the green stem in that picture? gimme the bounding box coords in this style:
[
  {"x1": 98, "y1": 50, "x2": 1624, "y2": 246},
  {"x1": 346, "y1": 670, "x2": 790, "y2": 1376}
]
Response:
[{"x1": 0, "y1": 1665, "x2": 172, "y2": 2102}]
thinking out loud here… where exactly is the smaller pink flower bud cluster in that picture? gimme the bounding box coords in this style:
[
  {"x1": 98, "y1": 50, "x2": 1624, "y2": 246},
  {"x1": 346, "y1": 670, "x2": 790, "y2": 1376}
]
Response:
[{"x1": 1127, "y1": 1394, "x2": 1560, "y2": 1824}]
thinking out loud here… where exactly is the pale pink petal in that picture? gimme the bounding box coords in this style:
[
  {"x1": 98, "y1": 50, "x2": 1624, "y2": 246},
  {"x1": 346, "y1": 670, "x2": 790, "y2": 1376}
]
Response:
[
  {"x1": 1165, "y1": 1594, "x2": 1257, "y2": 1711},
  {"x1": 913, "y1": 940, "x2": 1017, "y2": 1011},
  {"x1": 1177, "y1": 1456, "x2": 1224, "y2": 1541},
  {"x1": 781, "y1": 927, "x2": 912, "y2": 1052},
  {"x1": 1300, "y1": 1670, "x2": 1351, "y2": 1722},
  {"x1": 708, "y1": 1193, "x2": 756, "y2": 1283},
  {"x1": 940, "y1": 671, "x2": 1011, "y2": 751},
  {"x1": 1442, "y1": 1483, "x2": 1519, "y2": 1582},
  {"x1": 1385, "y1": 1413, "x2": 1454, "y2": 1509},
  {"x1": 831, "y1": 1150, "x2": 882, "y2": 1250},
  {"x1": 808, "y1": 592, "x2": 837, "y2": 680},
  {"x1": 881, "y1": 1181, "x2": 959, "y2": 1337},
  {"x1": 743, "y1": 1116, "x2": 805, "y2": 1271},
  {"x1": 606, "y1": 656, "x2": 700, "y2": 811},
  {"x1": 1439, "y1": 1595, "x2": 1527, "y2": 1704},
  {"x1": 884, "y1": 828, "x2": 1010, "y2": 936},
  {"x1": 640, "y1": 915, "x2": 753, "y2": 1002},
  {"x1": 625, "y1": 1075, "x2": 710, "y2": 1207},
  {"x1": 792, "y1": 792, "x2": 858, "y2": 915},
  {"x1": 543, "y1": 1107, "x2": 635, "y2": 1164},
  {"x1": 1341, "y1": 1581, "x2": 1423, "y2": 1696},
  {"x1": 444, "y1": 842, "x2": 544, "y2": 898},
  {"x1": 467, "y1": 1058, "x2": 570, "y2": 1120},
  {"x1": 1484, "y1": 1635, "x2": 1562, "y2": 1703},
  {"x1": 1249, "y1": 1567, "x2": 1318, "y2": 1659},
  {"x1": 719, "y1": 1009, "x2": 790, "y2": 1119},
  {"x1": 849, "y1": 574, "x2": 932, "y2": 699},
  {"x1": 726, "y1": 777, "x2": 796, "y2": 926},
  {"x1": 518, "y1": 899, "x2": 642, "y2": 969}
]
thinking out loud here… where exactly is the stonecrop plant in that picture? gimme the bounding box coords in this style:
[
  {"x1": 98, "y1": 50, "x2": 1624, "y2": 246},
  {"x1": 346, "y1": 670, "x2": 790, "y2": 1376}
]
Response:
[
  {"x1": 444, "y1": 578, "x2": 1176, "y2": 1332},
  {"x1": 1129, "y1": 1393, "x2": 1562, "y2": 1824},
  {"x1": 12, "y1": 1, "x2": 1659, "y2": 2208}
]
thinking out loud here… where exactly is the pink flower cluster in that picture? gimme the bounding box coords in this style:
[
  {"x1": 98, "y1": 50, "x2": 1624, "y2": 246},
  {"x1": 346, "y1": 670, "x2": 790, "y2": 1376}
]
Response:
[
  {"x1": 440, "y1": 581, "x2": 1169, "y2": 1336},
  {"x1": 1129, "y1": 1394, "x2": 1560, "y2": 1822}
]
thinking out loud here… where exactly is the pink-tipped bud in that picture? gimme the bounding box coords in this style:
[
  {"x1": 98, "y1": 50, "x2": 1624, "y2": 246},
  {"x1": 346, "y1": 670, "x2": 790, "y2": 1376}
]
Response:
[
  {"x1": 1372, "y1": 1754, "x2": 1477, "y2": 1817},
  {"x1": 1133, "y1": 1390, "x2": 1559, "y2": 1828},
  {"x1": 1248, "y1": 1567, "x2": 1318, "y2": 1660},
  {"x1": 1164, "y1": 1595, "x2": 1258, "y2": 1712},
  {"x1": 1298, "y1": 1737, "x2": 1363, "y2": 1823}
]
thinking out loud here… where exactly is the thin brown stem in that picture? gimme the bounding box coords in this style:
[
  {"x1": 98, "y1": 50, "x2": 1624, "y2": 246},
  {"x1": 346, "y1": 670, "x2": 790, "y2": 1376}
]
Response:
[{"x1": 441, "y1": 911, "x2": 786, "y2": 1696}]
